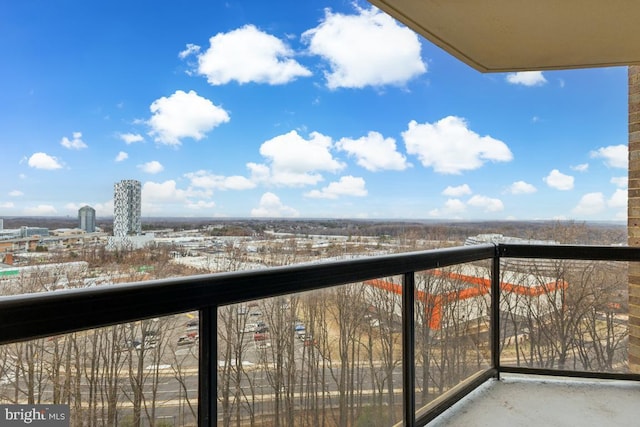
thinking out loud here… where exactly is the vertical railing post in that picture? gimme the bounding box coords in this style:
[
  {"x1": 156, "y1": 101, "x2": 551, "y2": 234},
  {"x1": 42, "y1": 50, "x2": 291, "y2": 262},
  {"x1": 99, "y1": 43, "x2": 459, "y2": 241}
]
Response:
[
  {"x1": 402, "y1": 272, "x2": 416, "y2": 427},
  {"x1": 491, "y1": 245, "x2": 501, "y2": 379},
  {"x1": 199, "y1": 306, "x2": 217, "y2": 426}
]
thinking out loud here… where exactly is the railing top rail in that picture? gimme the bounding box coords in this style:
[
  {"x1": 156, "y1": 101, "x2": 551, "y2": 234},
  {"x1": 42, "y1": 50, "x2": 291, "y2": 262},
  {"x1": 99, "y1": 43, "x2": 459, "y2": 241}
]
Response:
[
  {"x1": 0, "y1": 244, "x2": 494, "y2": 344},
  {"x1": 498, "y1": 243, "x2": 640, "y2": 261}
]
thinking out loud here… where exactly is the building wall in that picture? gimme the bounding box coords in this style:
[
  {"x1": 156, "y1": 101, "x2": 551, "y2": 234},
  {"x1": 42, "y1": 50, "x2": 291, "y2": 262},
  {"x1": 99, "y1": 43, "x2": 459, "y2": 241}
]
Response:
[
  {"x1": 113, "y1": 180, "x2": 141, "y2": 237},
  {"x1": 628, "y1": 65, "x2": 640, "y2": 373}
]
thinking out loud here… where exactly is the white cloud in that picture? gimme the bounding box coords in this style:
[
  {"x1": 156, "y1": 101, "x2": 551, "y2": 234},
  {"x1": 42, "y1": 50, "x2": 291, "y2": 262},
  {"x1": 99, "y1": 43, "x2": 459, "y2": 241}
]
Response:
[
  {"x1": 590, "y1": 145, "x2": 628, "y2": 169},
  {"x1": 64, "y1": 201, "x2": 110, "y2": 216},
  {"x1": 506, "y1": 181, "x2": 537, "y2": 195},
  {"x1": 467, "y1": 195, "x2": 504, "y2": 212},
  {"x1": 611, "y1": 176, "x2": 628, "y2": 188},
  {"x1": 505, "y1": 71, "x2": 547, "y2": 86},
  {"x1": 178, "y1": 43, "x2": 201, "y2": 59},
  {"x1": 442, "y1": 184, "x2": 472, "y2": 197},
  {"x1": 0, "y1": 202, "x2": 15, "y2": 208},
  {"x1": 403, "y1": 116, "x2": 512, "y2": 174},
  {"x1": 429, "y1": 198, "x2": 466, "y2": 217},
  {"x1": 61, "y1": 131, "x2": 87, "y2": 150},
  {"x1": 142, "y1": 180, "x2": 211, "y2": 203},
  {"x1": 8, "y1": 190, "x2": 23, "y2": 197},
  {"x1": 24, "y1": 204, "x2": 57, "y2": 215},
  {"x1": 571, "y1": 163, "x2": 589, "y2": 172},
  {"x1": 185, "y1": 170, "x2": 255, "y2": 190},
  {"x1": 186, "y1": 200, "x2": 216, "y2": 210},
  {"x1": 250, "y1": 130, "x2": 344, "y2": 187},
  {"x1": 572, "y1": 192, "x2": 605, "y2": 215},
  {"x1": 138, "y1": 160, "x2": 164, "y2": 174},
  {"x1": 303, "y1": 6, "x2": 426, "y2": 89},
  {"x1": 336, "y1": 131, "x2": 410, "y2": 171},
  {"x1": 119, "y1": 133, "x2": 144, "y2": 144},
  {"x1": 304, "y1": 176, "x2": 367, "y2": 199},
  {"x1": 148, "y1": 90, "x2": 230, "y2": 146},
  {"x1": 251, "y1": 192, "x2": 299, "y2": 217},
  {"x1": 28, "y1": 152, "x2": 63, "y2": 170},
  {"x1": 191, "y1": 25, "x2": 311, "y2": 85},
  {"x1": 115, "y1": 151, "x2": 128, "y2": 162},
  {"x1": 608, "y1": 189, "x2": 627, "y2": 209},
  {"x1": 543, "y1": 169, "x2": 574, "y2": 190}
]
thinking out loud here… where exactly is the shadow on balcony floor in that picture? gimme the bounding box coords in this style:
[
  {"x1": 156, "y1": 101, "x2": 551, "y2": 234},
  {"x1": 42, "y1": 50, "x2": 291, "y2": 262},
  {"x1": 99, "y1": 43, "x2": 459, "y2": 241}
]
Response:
[{"x1": 430, "y1": 373, "x2": 640, "y2": 426}]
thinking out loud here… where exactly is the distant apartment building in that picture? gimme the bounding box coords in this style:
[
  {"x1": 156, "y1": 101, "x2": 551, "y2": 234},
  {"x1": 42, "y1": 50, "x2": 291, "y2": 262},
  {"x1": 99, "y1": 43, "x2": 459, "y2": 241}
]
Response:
[
  {"x1": 78, "y1": 205, "x2": 96, "y2": 233},
  {"x1": 113, "y1": 179, "x2": 141, "y2": 237}
]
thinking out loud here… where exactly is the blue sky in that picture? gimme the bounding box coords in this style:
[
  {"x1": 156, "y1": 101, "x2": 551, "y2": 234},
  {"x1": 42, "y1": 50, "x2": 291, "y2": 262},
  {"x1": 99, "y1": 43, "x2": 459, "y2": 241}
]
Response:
[{"x1": 0, "y1": 0, "x2": 628, "y2": 221}]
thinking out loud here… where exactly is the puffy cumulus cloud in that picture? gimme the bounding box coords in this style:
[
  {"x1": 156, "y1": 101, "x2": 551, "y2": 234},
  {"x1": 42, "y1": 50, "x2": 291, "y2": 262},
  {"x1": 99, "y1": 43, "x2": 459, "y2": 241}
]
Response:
[
  {"x1": 590, "y1": 145, "x2": 627, "y2": 169},
  {"x1": 303, "y1": 6, "x2": 426, "y2": 89},
  {"x1": 115, "y1": 151, "x2": 128, "y2": 162},
  {"x1": 467, "y1": 195, "x2": 504, "y2": 212},
  {"x1": 148, "y1": 90, "x2": 230, "y2": 146},
  {"x1": 429, "y1": 198, "x2": 466, "y2": 217},
  {"x1": 608, "y1": 189, "x2": 627, "y2": 208},
  {"x1": 138, "y1": 160, "x2": 164, "y2": 174},
  {"x1": 572, "y1": 192, "x2": 605, "y2": 215},
  {"x1": 611, "y1": 176, "x2": 628, "y2": 188},
  {"x1": 442, "y1": 184, "x2": 472, "y2": 197},
  {"x1": 336, "y1": 131, "x2": 410, "y2": 171},
  {"x1": 190, "y1": 25, "x2": 311, "y2": 85},
  {"x1": 61, "y1": 132, "x2": 87, "y2": 150},
  {"x1": 305, "y1": 176, "x2": 367, "y2": 199},
  {"x1": 251, "y1": 130, "x2": 344, "y2": 186},
  {"x1": 184, "y1": 170, "x2": 255, "y2": 190},
  {"x1": 403, "y1": 116, "x2": 512, "y2": 174},
  {"x1": 8, "y1": 190, "x2": 23, "y2": 197},
  {"x1": 506, "y1": 181, "x2": 537, "y2": 195},
  {"x1": 571, "y1": 163, "x2": 589, "y2": 172},
  {"x1": 24, "y1": 204, "x2": 57, "y2": 215},
  {"x1": 28, "y1": 152, "x2": 63, "y2": 170},
  {"x1": 118, "y1": 133, "x2": 144, "y2": 144},
  {"x1": 142, "y1": 180, "x2": 212, "y2": 203},
  {"x1": 251, "y1": 192, "x2": 299, "y2": 217},
  {"x1": 505, "y1": 71, "x2": 547, "y2": 86},
  {"x1": 543, "y1": 169, "x2": 574, "y2": 190}
]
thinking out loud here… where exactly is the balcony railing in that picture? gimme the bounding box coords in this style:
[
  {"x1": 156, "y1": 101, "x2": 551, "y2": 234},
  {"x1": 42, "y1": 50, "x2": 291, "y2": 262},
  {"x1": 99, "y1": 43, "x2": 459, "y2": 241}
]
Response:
[{"x1": 0, "y1": 243, "x2": 639, "y2": 426}]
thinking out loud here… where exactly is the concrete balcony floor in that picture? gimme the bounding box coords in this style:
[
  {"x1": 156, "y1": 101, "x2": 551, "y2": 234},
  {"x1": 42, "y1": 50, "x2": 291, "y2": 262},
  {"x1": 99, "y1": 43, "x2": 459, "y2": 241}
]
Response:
[{"x1": 430, "y1": 373, "x2": 640, "y2": 426}]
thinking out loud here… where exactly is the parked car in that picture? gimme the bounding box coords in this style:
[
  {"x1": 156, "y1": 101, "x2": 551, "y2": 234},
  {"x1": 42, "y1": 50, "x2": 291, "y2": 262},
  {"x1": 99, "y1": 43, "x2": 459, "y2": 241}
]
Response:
[
  {"x1": 253, "y1": 331, "x2": 269, "y2": 341},
  {"x1": 177, "y1": 335, "x2": 197, "y2": 346},
  {"x1": 243, "y1": 323, "x2": 258, "y2": 333}
]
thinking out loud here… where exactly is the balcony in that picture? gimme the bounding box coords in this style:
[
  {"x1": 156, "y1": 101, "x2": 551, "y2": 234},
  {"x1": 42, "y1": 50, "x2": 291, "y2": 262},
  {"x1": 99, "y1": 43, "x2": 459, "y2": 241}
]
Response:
[{"x1": 0, "y1": 243, "x2": 638, "y2": 426}]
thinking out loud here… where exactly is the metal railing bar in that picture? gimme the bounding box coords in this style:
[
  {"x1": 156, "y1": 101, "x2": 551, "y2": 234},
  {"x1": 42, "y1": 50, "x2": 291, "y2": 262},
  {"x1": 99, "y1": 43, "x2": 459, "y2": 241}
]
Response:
[
  {"x1": 498, "y1": 243, "x2": 640, "y2": 261},
  {"x1": 402, "y1": 271, "x2": 416, "y2": 427},
  {"x1": 0, "y1": 244, "x2": 495, "y2": 345},
  {"x1": 500, "y1": 366, "x2": 640, "y2": 382},
  {"x1": 491, "y1": 249, "x2": 501, "y2": 379},
  {"x1": 414, "y1": 368, "x2": 497, "y2": 426},
  {"x1": 198, "y1": 306, "x2": 215, "y2": 427}
]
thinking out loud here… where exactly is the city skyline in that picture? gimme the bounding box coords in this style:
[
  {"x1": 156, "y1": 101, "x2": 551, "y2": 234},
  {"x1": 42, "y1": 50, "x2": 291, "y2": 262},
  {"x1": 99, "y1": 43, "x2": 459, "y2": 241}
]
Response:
[{"x1": 0, "y1": 0, "x2": 628, "y2": 221}]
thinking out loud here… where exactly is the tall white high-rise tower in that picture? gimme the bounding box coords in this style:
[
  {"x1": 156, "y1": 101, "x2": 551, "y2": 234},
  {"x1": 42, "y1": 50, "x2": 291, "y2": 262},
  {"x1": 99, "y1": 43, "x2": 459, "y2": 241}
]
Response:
[{"x1": 113, "y1": 179, "x2": 141, "y2": 237}]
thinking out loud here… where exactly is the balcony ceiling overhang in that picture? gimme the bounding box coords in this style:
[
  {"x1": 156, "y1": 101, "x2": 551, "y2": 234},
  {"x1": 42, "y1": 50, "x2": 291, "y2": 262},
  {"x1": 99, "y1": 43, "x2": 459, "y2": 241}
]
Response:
[{"x1": 367, "y1": 0, "x2": 640, "y2": 72}]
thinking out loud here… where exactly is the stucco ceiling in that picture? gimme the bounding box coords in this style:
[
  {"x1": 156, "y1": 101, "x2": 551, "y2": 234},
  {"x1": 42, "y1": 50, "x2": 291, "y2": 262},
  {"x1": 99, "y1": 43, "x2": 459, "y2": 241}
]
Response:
[{"x1": 368, "y1": 0, "x2": 640, "y2": 72}]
